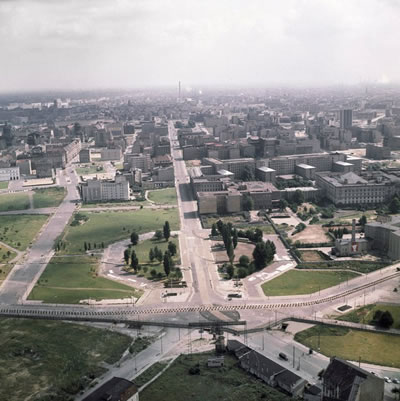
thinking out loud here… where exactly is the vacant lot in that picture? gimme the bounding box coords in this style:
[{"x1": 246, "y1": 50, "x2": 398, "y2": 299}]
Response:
[
  {"x1": 29, "y1": 255, "x2": 142, "y2": 304},
  {"x1": 60, "y1": 209, "x2": 180, "y2": 254},
  {"x1": 337, "y1": 303, "x2": 400, "y2": 329},
  {"x1": 0, "y1": 244, "x2": 17, "y2": 263},
  {"x1": 297, "y1": 260, "x2": 389, "y2": 274},
  {"x1": 76, "y1": 164, "x2": 104, "y2": 175},
  {"x1": 130, "y1": 237, "x2": 180, "y2": 279},
  {"x1": 33, "y1": 187, "x2": 66, "y2": 208},
  {"x1": 299, "y1": 250, "x2": 329, "y2": 262},
  {"x1": 212, "y1": 241, "x2": 255, "y2": 264},
  {"x1": 291, "y1": 224, "x2": 331, "y2": 244},
  {"x1": 295, "y1": 325, "x2": 400, "y2": 368},
  {"x1": 0, "y1": 263, "x2": 13, "y2": 284},
  {"x1": 0, "y1": 214, "x2": 49, "y2": 251},
  {"x1": 202, "y1": 214, "x2": 248, "y2": 229},
  {"x1": 0, "y1": 192, "x2": 30, "y2": 212},
  {"x1": 262, "y1": 270, "x2": 359, "y2": 296},
  {"x1": 0, "y1": 317, "x2": 131, "y2": 401},
  {"x1": 0, "y1": 181, "x2": 8, "y2": 190},
  {"x1": 140, "y1": 353, "x2": 290, "y2": 401},
  {"x1": 148, "y1": 188, "x2": 177, "y2": 205}
]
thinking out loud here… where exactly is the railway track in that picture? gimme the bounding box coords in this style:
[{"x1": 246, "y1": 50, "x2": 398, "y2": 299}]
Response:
[{"x1": 1, "y1": 271, "x2": 399, "y2": 320}]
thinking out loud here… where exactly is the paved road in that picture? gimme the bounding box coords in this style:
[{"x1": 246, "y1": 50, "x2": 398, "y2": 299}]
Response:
[{"x1": 0, "y1": 168, "x2": 80, "y2": 304}]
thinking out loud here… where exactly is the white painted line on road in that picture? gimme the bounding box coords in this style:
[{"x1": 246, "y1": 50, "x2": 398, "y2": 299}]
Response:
[{"x1": 277, "y1": 263, "x2": 294, "y2": 272}]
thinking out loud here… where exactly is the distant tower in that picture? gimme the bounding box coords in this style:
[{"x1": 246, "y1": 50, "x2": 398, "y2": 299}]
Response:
[
  {"x1": 339, "y1": 109, "x2": 353, "y2": 129},
  {"x1": 178, "y1": 81, "x2": 181, "y2": 102}
]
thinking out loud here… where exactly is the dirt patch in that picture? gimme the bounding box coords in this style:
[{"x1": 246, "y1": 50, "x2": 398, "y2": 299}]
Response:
[
  {"x1": 212, "y1": 241, "x2": 255, "y2": 264},
  {"x1": 291, "y1": 224, "x2": 331, "y2": 244},
  {"x1": 299, "y1": 250, "x2": 327, "y2": 262}
]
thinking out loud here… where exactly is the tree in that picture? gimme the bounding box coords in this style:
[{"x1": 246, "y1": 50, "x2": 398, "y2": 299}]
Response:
[
  {"x1": 232, "y1": 229, "x2": 238, "y2": 249},
  {"x1": 154, "y1": 246, "x2": 163, "y2": 262},
  {"x1": 163, "y1": 251, "x2": 171, "y2": 276},
  {"x1": 149, "y1": 248, "x2": 155, "y2": 262},
  {"x1": 168, "y1": 241, "x2": 177, "y2": 256},
  {"x1": 358, "y1": 215, "x2": 367, "y2": 226},
  {"x1": 216, "y1": 219, "x2": 224, "y2": 234},
  {"x1": 254, "y1": 228, "x2": 263, "y2": 243},
  {"x1": 130, "y1": 250, "x2": 139, "y2": 271},
  {"x1": 391, "y1": 387, "x2": 400, "y2": 401},
  {"x1": 389, "y1": 196, "x2": 400, "y2": 214},
  {"x1": 226, "y1": 264, "x2": 234, "y2": 279},
  {"x1": 226, "y1": 239, "x2": 235, "y2": 265},
  {"x1": 376, "y1": 310, "x2": 394, "y2": 328},
  {"x1": 84, "y1": 242, "x2": 88, "y2": 251},
  {"x1": 293, "y1": 189, "x2": 304, "y2": 205},
  {"x1": 130, "y1": 232, "x2": 139, "y2": 246},
  {"x1": 154, "y1": 230, "x2": 163, "y2": 240},
  {"x1": 237, "y1": 268, "x2": 247, "y2": 278},
  {"x1": 150, "y1": 269, "x2": 157, "y2": 278},
  {"x1": 253, "y1": 242, "x2": 268, "y2": 270},
  {"x1": 124, "y1": 248, "x2": 131, "y2": 265},
  {"x1": 242, "y1": 194, "x2": 254, "y2": 211},
  {"x1": 211, "y1": 223, "x2": 218, "y2": 237},
  {"x1": 163, "y1": 221, "x2": 171, "y2": 241},
  {"x1": 279, "y1": 199, "x2": 288, "y2": 211},
  {"x1": 239, "y1": 255, "x2": 250, "y2": 267}
]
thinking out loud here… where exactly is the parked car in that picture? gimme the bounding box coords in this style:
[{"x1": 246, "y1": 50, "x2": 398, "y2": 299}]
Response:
[
  {"x1": 392, "y1": 378, "x2": 400, "y2": 384},
  {"x1": 279, "y1": 352, "x2": 288, "y2": 361},
  {"x1": 384, "y1": 377, "x2": 392, "y2": 383}
]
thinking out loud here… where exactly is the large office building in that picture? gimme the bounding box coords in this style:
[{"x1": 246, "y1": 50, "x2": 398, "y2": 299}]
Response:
[
  {"x1": 315, "y1": 171, "x2": 398, "y2": 206},
  {"x1": 339, "y1": 109, "x2": 353, "y2": 129},
  {"x1": 80, "y1": 175, "x2": 129, "y2": 203}
]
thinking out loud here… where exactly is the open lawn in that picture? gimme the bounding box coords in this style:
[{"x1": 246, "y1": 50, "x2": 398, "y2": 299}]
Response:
[
  {"x1": 337, "y1": 303, "x2": 400, "y2": 329},
  {"x1": 202, "y1": 214, "x2": 248, "y2": 229},
  {"x1": 0, "y1": 192, "x2": 30, "y2": 211},
  {"x1": 60, "y1": 209, "x2": 180, "y2": 254},
  {"x1": 297, "y1": 260, "x2": 389, "y2": 274},
  {"x1": 0, "y1": 317, "x2": 131, "y2": 401},
  {"x1": 294, "y1": 325, "x2": 400, "y2": 368},
  {"x1": 0, "y1": 181, "x2": 8, "y2": 190},
  {"x1": 0, "y1": 264, "x2": 13, "y2": 284},
  {"x1": 140, "y1": 353, "x2": 290, "y2": 401},
  {"x1": 261, "y1": 270, "x2": 359, "y2": 296},
  {"x1": 148, "y1": 188, "x2": 177, "y2": 205},
  {"x1": 76, "y1": 164, "x2": 104, "y2": 175},
  {"x1": 29, "y1": 255, "x2": 142, "y2": 304},
  {"x1": 33, "y1": 186, "x2": 66, "y2": 208},
  {"x1": 81, "y1": 199, "x2": 151, "y2": 208},
  {"x1": 0, "y1": 214, "x2": 49, "y2": 250},
  {"x1": 130, "y1": 237, "x2": 180, "y2": 279},
  {"x1": 0, "y1": 244, "x2": 17, "y2": 263},
  {"x1": 134, "y1": 361, "x2": 169, "y2": 388}
]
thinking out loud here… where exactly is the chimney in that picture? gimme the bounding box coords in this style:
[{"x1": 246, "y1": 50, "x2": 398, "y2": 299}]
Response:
[{"x1": 351, "y1": 219, "x2": 356, "y2": 243}]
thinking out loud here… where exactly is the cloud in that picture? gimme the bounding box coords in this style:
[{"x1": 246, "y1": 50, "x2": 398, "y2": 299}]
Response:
[{"x1": 0, "y1": 0, "x2": 399, "y2": 91}]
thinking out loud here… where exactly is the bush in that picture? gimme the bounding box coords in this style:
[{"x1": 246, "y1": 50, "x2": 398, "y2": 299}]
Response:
[
  {"x1": 239, "y1": 255, "x2": 250, "y2": 267},
  {"x1": 237, "y1": 268, "x2": 247, "y2": 278}
]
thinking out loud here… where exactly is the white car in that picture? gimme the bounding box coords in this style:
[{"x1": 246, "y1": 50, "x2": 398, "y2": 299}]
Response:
[
  {"x1": 393, "y1": 378, "x2": 400, "y2": 384},
  {"x1": 384, "y1": 377, "x2": 392, "y2": 383}
]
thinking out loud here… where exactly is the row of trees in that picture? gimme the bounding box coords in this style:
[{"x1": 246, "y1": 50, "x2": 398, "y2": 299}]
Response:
[{"x1": 83, "y1": 241, "x2": 104, "y2": 251}]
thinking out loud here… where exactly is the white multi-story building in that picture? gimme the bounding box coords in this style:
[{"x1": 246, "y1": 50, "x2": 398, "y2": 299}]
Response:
[
  {"x1": 80, "y1": 175, "x2": 129, "y2": 203},
  {"x1": 0, "y1": 166, "x2": 20, "y2": 181}
]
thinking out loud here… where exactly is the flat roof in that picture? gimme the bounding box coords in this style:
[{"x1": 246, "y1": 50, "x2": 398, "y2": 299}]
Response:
[
  {"x1": 335, "y1": 161, "x2": 354, "y2": 166},
  {"x1": 296, "y1": 163, "x2": 316, "y2": 169},
  {"x1": 257, "y1": 166, "x2": 276, "y2": 172}
]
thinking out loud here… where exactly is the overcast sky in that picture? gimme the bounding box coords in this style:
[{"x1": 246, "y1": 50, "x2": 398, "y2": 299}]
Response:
[{"x1": 0, "y1": 0, "x2": 399, "y2": 92}]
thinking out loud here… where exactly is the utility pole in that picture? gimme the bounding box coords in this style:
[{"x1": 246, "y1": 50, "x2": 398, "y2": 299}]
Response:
[{"x1": 293, "y1": 346, "x2": 295, "y2": 368}]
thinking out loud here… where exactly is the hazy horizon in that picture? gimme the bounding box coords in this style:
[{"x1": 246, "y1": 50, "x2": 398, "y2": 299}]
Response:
[{"x1": 1, "y1": 0, "x2": 399, "y2": 92}]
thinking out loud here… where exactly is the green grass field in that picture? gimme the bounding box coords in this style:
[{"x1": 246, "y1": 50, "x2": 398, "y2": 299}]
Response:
[
  {"x1": 261, "y1": 270, "x2": 360, "y2": 296},
  {"x1": 0, "y1": 214, "x2": 49, "y2": 250},
  {"x1": 28, "y1": 255, "x2": 142, "y2": 304},
  {"x1": 134, "y1": 361, "x2": 169, "y2": 388},
  {"x1": 129, "y1": 237, "x2": 180, "y2": 278},
  {"x1": 337, "y1": 303, "x2": 400, "y2": 329},
  {"x1": 32, "y1": 187, "x2": 66, "y2": 208},
  {"x1": 61, "y1": 209, "x2": 179, "y2": 254},
  {"x1": 0, "y1": 244, "x2": 17, "y2": 263},
  {"x1": 0, "y1": 264, "x2": 13, "y2": 284},
  {"x1": 148, "y1": 188, "x2": 177, "y2": 205},
  {"x1": 0, "y1": 193, "x2": 30, "y2": 212},
  {"x1": 81, "y1": 199, "x2": 151, "y2": 208},
  {"x1": 76, "y1": 164, "x2": 104, "y2": 175},
  {"x1": 0, "y1": 181, "x2": 8, "y2": 190},
  {"x1": 140, "y1": 353, "x2": 290, "y2": 401},
  {"x1": 295, "y1": 325, "x2": 400, "y2": 368},
  {"x1": 0, "y1": 317, "x2": 131, "y2": 401}
]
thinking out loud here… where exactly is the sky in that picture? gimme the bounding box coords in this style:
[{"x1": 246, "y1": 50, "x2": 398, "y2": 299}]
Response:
[{"x1": 0, "y1": 0, "x2": 399, "y2": 92}]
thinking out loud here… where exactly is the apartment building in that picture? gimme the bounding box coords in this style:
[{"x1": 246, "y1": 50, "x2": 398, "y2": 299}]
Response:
[
  {"x1": 203, "y1": 157, "x2": 256, "y2": 179},
  {"x1": 124, "y1": 153, "x2": 152, "y2": 172},
  {"x1": 80, "y1": 175, "x2": 129, "y2": 203},
  {"x1": 366, "y1": 144, "x2": 391, "y2": 160},
  {"x1": 0, "y1": 166, "x2": 20, "y2": 181},
  {"x1": 101, "y1": 147, "x2": 122, "y2": 161}
]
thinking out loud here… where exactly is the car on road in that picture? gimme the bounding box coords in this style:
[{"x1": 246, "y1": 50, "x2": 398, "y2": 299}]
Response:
[
  {"x1": 392, "y1": 378, "x2": 400, "y2": 384},
  {"x1": 279, "y1": 352, "x2": 288, "y2": 361},
  {"x1": 384, "y1": 377, "x2": 392, "y2": 383}
]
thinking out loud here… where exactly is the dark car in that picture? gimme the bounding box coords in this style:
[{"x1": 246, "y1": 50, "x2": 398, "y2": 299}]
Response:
[{"x1": 279, "y1": 352, "x2": 288, "y2": 361}]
